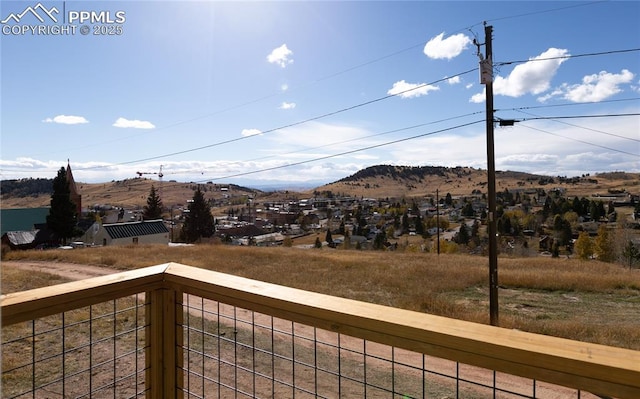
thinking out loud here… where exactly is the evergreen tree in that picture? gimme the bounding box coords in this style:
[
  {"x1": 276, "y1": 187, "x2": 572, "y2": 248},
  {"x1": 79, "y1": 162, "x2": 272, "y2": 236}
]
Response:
[
  {"x1": 373, "y1": 230, "x2": 386, "y2": 250},
  {"x1": 314, "y1": 237, "x2": 322, "y2": 248},
  {"x1": 455, "y1": 223, "x2": 470, "y2": 245},
  {"x1": 47, "y1": 167, "x2": 78, "y2": 245},
  {"x1": 325, "y1": 229, "x2": 333, "y2": 246},
  {"x1": 462, "y1": 202, "x2": 475, "y2": 217},
  {"x1": 444, "y1": 192, "x2": 453, "y2": 206},
  {"x1": 181, "y1": 186, "x2": 214, "y2": 243},
  {"x1": 142, "y1": 185, "x2": 163, "y2": 220}
]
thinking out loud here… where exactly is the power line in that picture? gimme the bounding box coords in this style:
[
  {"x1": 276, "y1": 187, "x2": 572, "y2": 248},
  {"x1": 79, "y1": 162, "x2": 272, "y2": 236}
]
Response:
[
  {"x1": 484, "y1": 0, "x2": 608, "y2": 24},
  {"x1": 76, "y1": 68, "x2": 479, "y2": 172},
  {"x1": 513, "y1": 109, "x2": 640, "y2": 143},
  {"x1": 189, "y1": 120, "x2": 485, "y2": 183},
  {"x1": 517, "y1": 112, "x2": 640, "y2": 121},
  {"x1": 495, "y1": 48, "x2": 640, "y2": 67},
  {"x1": 225, "y1": 111, "x2": 484, "y2": 164},
  {"x1": 516, "y1": 123, "x2": 640, "y2": 159},
  {"x1": 495, "y1": 97, "x2": 640, "y2": 112}
]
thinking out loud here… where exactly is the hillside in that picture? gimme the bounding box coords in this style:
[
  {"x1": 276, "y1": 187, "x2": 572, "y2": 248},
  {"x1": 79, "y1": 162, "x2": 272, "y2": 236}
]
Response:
[
  {"x1": 2, "y1": 166, "x2": 639, "y2": 210},
  {"x1": 316, "y1": 165, "x2": 640, "y2": 200}
]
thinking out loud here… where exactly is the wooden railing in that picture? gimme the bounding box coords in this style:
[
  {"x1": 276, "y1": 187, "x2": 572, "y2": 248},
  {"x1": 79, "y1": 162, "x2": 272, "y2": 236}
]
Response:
[{"x1": 2, "y1": 262, "x2": 639, "y2": 398}]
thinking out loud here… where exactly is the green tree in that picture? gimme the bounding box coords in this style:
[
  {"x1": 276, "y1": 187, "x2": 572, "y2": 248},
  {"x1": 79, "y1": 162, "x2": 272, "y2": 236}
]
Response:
[
  {"x1": 574, "y1": 231, "x2": 593, "y2": 260},
  {"x1": 552, "y1": 215, "x2": 572, "y2": 246},
  {"x1": 181, "y1": 186, "x2": 214, "y2": 243},
  {"x1": 314, "y1": 237, "x2": 322, "y2": 248},
  {"x1": 455, "y1": 223, "x2": 470, "y2": 245},
  {"x1": 325, "y1": 229, "x2": 333, "y2": 246},
  {"x1": 47, "y1": 167, "x2": 78, "y2": 245},
  {"x1": 142, "y1": 185, "x2": 163, "y2": 220},
  {"x1": 444, "y1": 192, "x2": 453, "y2": 206}
]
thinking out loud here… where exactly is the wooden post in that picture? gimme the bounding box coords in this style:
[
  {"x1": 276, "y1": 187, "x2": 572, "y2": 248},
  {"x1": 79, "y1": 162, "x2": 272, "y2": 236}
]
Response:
[{"x1": 146, "y1": 288, "x2": 183, "y2": 398}]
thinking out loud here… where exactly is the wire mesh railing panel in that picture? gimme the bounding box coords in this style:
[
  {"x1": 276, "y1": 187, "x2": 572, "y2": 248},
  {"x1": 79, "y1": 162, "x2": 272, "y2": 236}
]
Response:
[
  {"x1": 1, "y1": 294, "x2": 147, "y2": 399},
  {"x1": 178, "y1": 293, "x2": 608, "y2": 399}
]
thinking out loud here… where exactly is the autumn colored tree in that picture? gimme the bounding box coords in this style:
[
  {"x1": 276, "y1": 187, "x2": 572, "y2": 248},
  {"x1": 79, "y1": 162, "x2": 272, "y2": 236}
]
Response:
[
  {"x1": 594, "y1": 224, "x2": 615, "y2": 262},
  {"x1": 574, "y1": 231, "x2": 593, "y2": 260}
]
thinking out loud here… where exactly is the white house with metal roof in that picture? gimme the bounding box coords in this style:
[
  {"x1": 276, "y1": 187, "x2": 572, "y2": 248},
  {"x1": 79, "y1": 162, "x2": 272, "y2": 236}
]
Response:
[{"x1": 94, "y1": 220, "x2": 169, "y2": 246}]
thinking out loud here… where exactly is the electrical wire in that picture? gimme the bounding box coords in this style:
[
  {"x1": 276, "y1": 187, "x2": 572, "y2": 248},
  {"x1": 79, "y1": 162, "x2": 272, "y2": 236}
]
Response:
[
  {"x1": 483, "y1": 0, "x2": 609, "y2": 25},
  {"x1": 75, "y1": 67, "x2": 479, "y2": 172},
  {"x1": 515, "y1": 123, "x2": 640, "y2": 159},
  {"x1": 189, "y1": 120, "x2": 485, "y2": 183},
  {"x1": 495, "y1": 48, "x2": 640, "y2": 67},
  {"x1": 495, "y1": 97, "x2": 640, "y2": 112},
  {"x1": 513, "y1": 109, "x2": 640, "y2": 143},
  {"x1": 223, "y1": 111, "x2": 484, "y2": 164}
]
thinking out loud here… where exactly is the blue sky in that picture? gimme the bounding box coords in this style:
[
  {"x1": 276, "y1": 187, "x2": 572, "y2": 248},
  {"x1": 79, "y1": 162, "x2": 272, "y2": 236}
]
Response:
[{"x1": 1, "y1": 1, "x2": 639, "y2": 188}]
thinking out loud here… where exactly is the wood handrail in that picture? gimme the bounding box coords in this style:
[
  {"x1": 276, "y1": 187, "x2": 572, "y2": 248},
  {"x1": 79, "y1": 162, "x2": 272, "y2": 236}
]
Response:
[
  {"x1": 2, "y1": 262, "x2": 639, "y2": 398},
  {"x1": 1, "y1": 264, "x2": 167, "y2": 325}
]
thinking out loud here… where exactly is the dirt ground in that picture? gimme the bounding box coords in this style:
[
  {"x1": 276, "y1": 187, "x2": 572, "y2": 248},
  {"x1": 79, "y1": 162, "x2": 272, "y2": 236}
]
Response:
[{"x1": 2, "y1": 261, "x2": 606, "y2": 399}]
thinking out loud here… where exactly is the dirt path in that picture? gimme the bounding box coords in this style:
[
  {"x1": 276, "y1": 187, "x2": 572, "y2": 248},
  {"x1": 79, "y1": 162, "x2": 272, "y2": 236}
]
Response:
[
  {"x1": 2, "y1": 261, "x2": 602, "y2": 399},
  {"x1": 3, "y1": 260, "x2": 118, "y2": 281}
]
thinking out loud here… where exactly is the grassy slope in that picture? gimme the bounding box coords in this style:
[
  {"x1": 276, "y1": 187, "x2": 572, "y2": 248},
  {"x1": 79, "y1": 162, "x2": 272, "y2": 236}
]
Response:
[{"x1": 3, "y1": 244, "x2": 640, "y2": 350}]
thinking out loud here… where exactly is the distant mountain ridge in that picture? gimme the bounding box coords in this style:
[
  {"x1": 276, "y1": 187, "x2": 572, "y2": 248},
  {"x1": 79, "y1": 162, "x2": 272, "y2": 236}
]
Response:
[{"x1": 2, "y1": 166, "x2": 638, "y2": 209}]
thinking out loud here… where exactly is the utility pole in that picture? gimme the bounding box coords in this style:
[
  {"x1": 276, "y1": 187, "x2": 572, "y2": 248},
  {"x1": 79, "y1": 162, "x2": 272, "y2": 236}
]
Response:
[
  {"x1": 478, "y1": 24, "x2": 499, "y2": 326},
  {"x1": 436, "y1": 188, "x2": 440, "y2": 255}
]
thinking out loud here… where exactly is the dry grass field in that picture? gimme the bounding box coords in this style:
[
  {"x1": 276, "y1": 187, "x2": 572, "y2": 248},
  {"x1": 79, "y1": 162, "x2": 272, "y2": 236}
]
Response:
[{"x1": 3, "y1": 244, "x2": 640, "y2": 351}]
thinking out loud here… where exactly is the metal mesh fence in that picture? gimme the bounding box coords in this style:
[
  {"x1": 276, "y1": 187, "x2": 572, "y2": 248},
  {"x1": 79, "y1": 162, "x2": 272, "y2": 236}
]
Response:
[
  {"x1": 178, "y1": 293, "x2": 600, "y2": 399},
  {"x1": 1, "y1": 294, "x2": 147, "y2": 399}
]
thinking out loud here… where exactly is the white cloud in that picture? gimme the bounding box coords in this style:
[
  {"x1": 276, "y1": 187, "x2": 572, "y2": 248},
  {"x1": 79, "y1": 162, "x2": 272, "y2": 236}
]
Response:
[
  {"x1": 113, "y1": 117, "x2": 155, "y2": 129},
  {"x1": 268, "y1": 121, "x2": 374, "y2": 153},
  {"x1": 241, "y1": 128, "x2": 262, "y2": 137},
  {"x1": 447, "y1": 76, "x2": 461, "y2": 85},
  {"x1": 465, "y1": 83, "x2": 473, "y2": 89},
  {"x1": 267, "y1": 44, "x2": 294, "y2": 68},
  {"x1": 554, "y1": 69, "x2": 635, "y2": 103},
  {"x1": 279, "y1": 102, "x2": 296, "y2": 110},
  {"x1": 387, "y1": 80, "x2": 439, "y2": 99},
  {"x1": 281, "y1": 83, "x2": 289, "y2": 91},
  {"x1": 423, "y1": 32, "x2": 472, "y2": 60},
  {"x1": 43, "y1": 115, "x2": 88, "y2": 125},
  {"x1": 469, "y1": 88, "x2": 485, "y2": 103},
  {"x1": 494, "y1": 48, "x2": 569, "y2": 98}
]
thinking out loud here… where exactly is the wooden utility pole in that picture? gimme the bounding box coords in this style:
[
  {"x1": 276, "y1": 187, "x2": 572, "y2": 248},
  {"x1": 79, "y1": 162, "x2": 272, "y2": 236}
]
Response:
[{"x1": 481, "y1": 24, "x2": 499, "y2": 326}]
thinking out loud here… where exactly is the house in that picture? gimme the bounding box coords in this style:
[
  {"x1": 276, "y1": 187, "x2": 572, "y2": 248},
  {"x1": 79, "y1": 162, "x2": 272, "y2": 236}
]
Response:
[
  {"x1": 2, "y1": 230, "x2": 38, "y2": 250},
  {"x1": 94, "y1": 220, "x2": 169, "y2": 246}
]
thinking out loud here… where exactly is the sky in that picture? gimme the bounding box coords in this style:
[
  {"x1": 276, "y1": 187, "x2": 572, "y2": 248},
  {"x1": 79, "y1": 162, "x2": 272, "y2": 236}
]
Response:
[{"x1": 1, "y1": 1, "x2": 639, "y2": 189}]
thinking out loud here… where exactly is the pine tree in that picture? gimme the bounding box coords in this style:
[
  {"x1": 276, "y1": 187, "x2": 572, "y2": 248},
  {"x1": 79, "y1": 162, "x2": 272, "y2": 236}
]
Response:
[
  {"x1": 325, "y1": 229, "x2": 333, "y2": 246},
  {"x1": 455, "y1": 223, "x2": 470, "y2": 245},
  {"x1": 142, "y1": 185, "x2": 163, "y2": 220},
  {"x1": 181, "y1": 186, "x2": 214, "y2": 243},
  {"x1": 47, "y1": 167, "x2": 78, "y2": 245}
]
